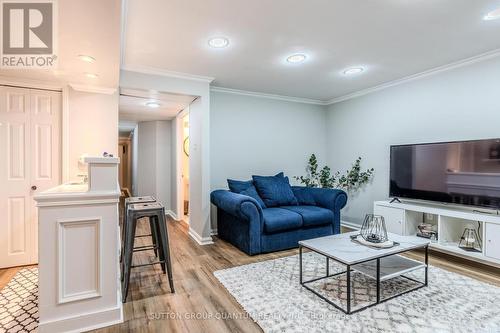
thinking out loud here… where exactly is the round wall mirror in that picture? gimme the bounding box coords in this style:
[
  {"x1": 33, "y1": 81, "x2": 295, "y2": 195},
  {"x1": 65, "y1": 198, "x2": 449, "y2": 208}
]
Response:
[{"x1": 183, "y1": 136, "x2": 189, "y2": 157}]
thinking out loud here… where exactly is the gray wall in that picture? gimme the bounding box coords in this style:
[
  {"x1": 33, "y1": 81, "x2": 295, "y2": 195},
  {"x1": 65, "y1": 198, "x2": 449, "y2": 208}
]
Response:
[
  {"x1": 131, "y1": 125, "x2": 139, "y2": 195},
  {"x1": 210, "y1": 91, "x2": 329, "y2": 230},
  {"x1": 210, "y1": 91, "x2": 328, "y2": 190},
  {"x1": 156, "y1": 120, "x2": 172, "y2": 210},
  {"x1": 326, "y1": 56, "x2": 500, "y2": 225},
  {"x1": 136, "y1": 122, "x2": 156, "y2": 197},
  {"x1": 136, "y1": 120, "x2": 173, "y2": 210}
]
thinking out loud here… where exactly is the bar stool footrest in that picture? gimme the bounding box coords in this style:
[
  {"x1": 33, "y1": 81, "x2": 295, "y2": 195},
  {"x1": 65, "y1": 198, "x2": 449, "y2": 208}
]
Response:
[
  {"x1": 131, "y1": 260, "x2": 165, "y2": 268},
  {"x1": 135, "y1": 234, "x2": 153, "y2": 238},
  {"x1": 132, "y1": 245, "x2": 158, "y2": 252}
]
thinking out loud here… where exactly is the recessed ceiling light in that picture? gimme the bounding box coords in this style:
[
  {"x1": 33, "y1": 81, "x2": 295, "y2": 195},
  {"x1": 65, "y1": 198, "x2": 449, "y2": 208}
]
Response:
[
  {"x1": 146, "y1": 101, "x2": 160, "y2": 108},
  {"x1": 484, "y1": 8, "x2": 500, "y2": 20},
  {"x1": 84, "y1": 72, "x2": 98, "y2": 79},
  {"x1": 208, "y1": 37, "x2": 229, "y2": 48},
  {"x1": 78, "y1": 55, "x2": 96, "y2": 63},
  {"x1": 286, "y1": 53, "x2": 307, "y2": 64},
  {"x1": 343, "y1": 67, "x2": 365, "y2": 76}
]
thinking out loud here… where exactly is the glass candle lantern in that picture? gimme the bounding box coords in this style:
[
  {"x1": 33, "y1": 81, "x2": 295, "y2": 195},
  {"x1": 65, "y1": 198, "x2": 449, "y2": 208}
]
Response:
[
  {"x1": 360, "y1": 214, "x2": 388, "y2": 243},
  {"x1": 458, "y1": 224, "x2": 482, "y2": 252}
]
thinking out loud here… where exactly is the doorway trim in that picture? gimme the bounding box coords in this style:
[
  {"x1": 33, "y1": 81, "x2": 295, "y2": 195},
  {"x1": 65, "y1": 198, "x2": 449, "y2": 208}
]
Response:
[{"x1": 175, "y1": 107, "x2": 189, "y2": 225}]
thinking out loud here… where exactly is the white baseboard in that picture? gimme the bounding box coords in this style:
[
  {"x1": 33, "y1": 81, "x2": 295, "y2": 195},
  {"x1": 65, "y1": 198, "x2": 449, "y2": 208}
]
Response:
[
  {"x1": 341, "y1": 220, "x2": 361, "y2": 231},
  {"x1": 38, "y1": 304, "x2": 123, "y2": 333},
  {"x1": 165, "y1": 210, "x2": 179, "y2": 221},
  {"x1": 188, "y1": 227, "x2": 214, "y2": 245}
]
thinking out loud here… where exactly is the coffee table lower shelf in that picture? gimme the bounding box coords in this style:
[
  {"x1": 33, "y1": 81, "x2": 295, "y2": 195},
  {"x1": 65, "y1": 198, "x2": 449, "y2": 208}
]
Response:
[{"x1": 299, "y1": 245, "x2": 429, "y2": 314}]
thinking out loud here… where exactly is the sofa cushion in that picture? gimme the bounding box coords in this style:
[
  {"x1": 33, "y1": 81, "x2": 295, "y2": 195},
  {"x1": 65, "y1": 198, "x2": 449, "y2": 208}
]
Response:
[
  {"x1": 252, "y1": 174, "x2": 298, "y2": 207},
  {"x1": 240, "y1": 185, "x2": 266, "y2": 209},
  {"x1": 281, "y1": 205, "x2": 333, "y2": 228},
  {"x1": 227, "y1": 179, "x2": 253, "y2": 193},
  {"x1": 262, "y1": 208, "x2": 303, "y2": 233}
]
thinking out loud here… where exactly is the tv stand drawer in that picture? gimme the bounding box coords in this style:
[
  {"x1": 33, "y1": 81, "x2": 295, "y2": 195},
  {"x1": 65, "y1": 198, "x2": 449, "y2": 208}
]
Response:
[
  {"x1": 373, "y1": 205, "x2": 404, "y2": 235},
  {"x1": 485, "y1": 223, "x2": 500, "y2": 260}
]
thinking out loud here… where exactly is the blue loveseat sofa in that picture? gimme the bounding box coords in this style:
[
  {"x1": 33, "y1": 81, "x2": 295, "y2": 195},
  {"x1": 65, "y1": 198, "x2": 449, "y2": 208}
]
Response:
[{"x1": 210, "y1": 173, "x2": 347, "y2": 255}]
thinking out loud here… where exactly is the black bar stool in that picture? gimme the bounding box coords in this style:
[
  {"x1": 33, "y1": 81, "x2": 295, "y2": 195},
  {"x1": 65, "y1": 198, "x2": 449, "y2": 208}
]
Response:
[{"x1": 121, "y1": 202, "x2": 175, "y2": 302}]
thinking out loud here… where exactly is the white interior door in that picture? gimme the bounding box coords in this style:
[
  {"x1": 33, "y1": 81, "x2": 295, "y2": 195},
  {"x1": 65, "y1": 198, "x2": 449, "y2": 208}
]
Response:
[
  {"x1": 29, "y1": 90, "x2": 61, "y2": 264},
  {"x1": 0, "y1": 86, "x2": 61, "y2": 268}
]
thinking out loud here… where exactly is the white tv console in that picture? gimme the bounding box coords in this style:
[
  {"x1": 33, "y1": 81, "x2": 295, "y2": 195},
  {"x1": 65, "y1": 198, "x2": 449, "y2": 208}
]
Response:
[{"x1": 374, "y1": 200, "x2": 500, "y2": 268}]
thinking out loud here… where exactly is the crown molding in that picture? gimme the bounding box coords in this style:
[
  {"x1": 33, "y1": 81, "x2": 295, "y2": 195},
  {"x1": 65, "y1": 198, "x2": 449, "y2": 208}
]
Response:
[
  {"x1": 69, "y1": 83, "x2": 117, "y2": 95},
  {"x1": 210, "y1": 86, "x2": 328, "y2": 105},
  {"x1": 326, "y1": 48, "x2": 500, "y2": 105},
  {"x1": 121, "y1": 64, "x2": 215, "y2": 83},
  {"x1": 0, "y1": 75, "x2": 63, "y2": 91}
]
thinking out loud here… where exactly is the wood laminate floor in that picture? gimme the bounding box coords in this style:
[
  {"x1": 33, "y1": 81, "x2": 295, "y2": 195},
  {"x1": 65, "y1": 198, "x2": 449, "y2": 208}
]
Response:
[{"x1": 0, "y1": 220, "x2": 498, "y2": 333}]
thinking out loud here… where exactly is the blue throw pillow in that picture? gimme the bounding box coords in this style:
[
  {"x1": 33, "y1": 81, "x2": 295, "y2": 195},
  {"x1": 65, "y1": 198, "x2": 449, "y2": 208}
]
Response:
[
  {"x1": 227, "y1": 172, "x2": 284, "y2": 193},
  {"x1": 227, "y1": 179, "x2": 253, "y2": 193},
  {"x1": 240, "y1": 185, "x2": 266, "y2": 209},
  {"x1": 252, "y1": 174, "x2": 298, "y2": 207}
]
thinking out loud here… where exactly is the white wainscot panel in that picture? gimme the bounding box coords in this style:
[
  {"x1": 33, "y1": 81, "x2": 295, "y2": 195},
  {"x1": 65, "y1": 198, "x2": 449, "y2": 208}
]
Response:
[{"x1": 57, "y1": 217, "x2": 102, "y2": 304}]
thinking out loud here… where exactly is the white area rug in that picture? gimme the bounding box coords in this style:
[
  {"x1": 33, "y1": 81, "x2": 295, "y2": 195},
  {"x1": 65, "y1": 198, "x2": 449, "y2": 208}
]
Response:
[
  {"x1": 0, "y1": 268, "x2": 38, "y2": 333},
  {"x1": 214, "y1": 252, "x2": 500, "y2": 333}
]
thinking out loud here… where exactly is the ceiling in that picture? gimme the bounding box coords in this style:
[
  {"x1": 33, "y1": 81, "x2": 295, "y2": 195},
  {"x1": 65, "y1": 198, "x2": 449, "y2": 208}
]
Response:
[
  {"x1": 0, "y1": 0, "x2": 121, "y2": 88},
  {"x1": 123, "y1": 0, "x2": 500, "y2": 101},
  {"x1": 119, "y1": 88, "x2": 194, "y2": 122}
]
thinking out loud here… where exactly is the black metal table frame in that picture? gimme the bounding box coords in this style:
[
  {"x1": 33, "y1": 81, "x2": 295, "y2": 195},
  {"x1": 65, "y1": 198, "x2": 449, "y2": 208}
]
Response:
[{"x1": 299, "y1": 244, "x2": 428, "y2": 314}]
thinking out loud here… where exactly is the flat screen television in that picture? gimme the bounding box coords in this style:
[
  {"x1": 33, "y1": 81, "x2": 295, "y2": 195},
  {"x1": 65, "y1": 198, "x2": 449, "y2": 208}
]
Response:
[{"x1": 390, "y1": 139, "x2": 500, "y2": 210}]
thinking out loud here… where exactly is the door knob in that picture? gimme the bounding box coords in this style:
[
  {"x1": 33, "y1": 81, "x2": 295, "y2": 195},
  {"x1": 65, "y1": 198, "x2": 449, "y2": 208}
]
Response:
[{"x1": 31, "y1": 185, "x2": 37, "y2": 190}]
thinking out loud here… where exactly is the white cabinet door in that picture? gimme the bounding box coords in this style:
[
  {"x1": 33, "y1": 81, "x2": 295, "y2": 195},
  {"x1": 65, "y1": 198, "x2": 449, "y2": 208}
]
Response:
[
  {"x1": 0, "y1": 87, "x2": 61, "y2": 268},
  {"x1": 485, "y1": 223, "x2": 500, "y2": 261},
  {"x1": 374, "y1": 204, "x2": 405, "y2": 235}
]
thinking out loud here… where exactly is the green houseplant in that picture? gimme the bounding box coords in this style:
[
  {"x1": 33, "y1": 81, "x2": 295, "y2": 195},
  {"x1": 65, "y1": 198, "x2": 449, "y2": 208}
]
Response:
[{"x1": 294, "y1": 154, "x2": 374, "y2": 192}]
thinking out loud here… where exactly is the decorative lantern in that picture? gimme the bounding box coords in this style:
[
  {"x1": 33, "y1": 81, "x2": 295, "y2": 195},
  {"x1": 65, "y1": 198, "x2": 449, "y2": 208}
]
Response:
[
  {"x1": 458, "y1": 223, "x2": 482, "y2": 252},
  {"x1": 360, "y1": 214, "x2": 388, "y2": 243}
]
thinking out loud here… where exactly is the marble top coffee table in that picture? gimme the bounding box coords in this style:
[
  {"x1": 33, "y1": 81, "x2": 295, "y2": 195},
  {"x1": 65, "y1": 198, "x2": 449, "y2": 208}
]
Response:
[{"x1": 299, "y1": 231, "x2": 430, "y2": 314}]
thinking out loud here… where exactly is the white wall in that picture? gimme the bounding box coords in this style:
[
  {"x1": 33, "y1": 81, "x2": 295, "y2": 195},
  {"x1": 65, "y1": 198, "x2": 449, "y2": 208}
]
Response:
[
  {"x1": 210, "y1": 91, "x2": 328, "y2": 188},
  {"x1": 136, "y1": 120, "x2": 172, "y2": 209},
  {"x1": 326, "y1": 55, "x2": 500, "y2": 225},
  {"x1": 67, "y1": 88, "x2": 118, "y2": 180}
]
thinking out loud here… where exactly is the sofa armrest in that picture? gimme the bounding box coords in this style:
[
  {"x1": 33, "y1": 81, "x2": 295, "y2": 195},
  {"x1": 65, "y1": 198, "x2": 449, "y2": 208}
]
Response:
[
  {"x1": 210, "y1": 190, "x2": 263, "y2": 226},
  {"x1": 292, "y1": 186, "x2": 347, "y2": 211}
]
